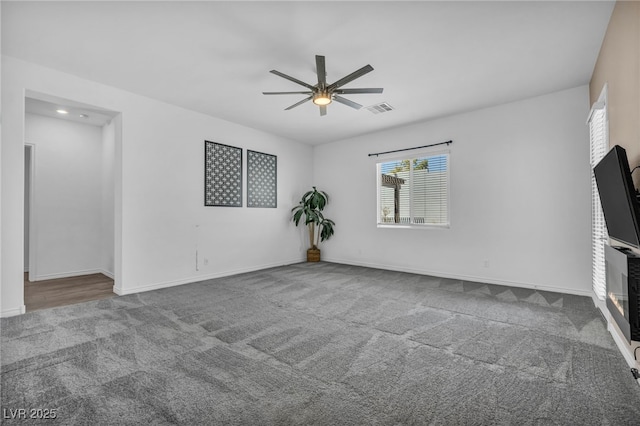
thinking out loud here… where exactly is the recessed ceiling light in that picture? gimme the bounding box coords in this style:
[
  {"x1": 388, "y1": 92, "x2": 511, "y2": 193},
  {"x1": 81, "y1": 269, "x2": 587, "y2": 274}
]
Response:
[
  {"x1": 56, "y1": 109, "x2": 69, "y2": 115},
  {"x1": 79, "y1": 114, "x2": 89, "y2": 119}
]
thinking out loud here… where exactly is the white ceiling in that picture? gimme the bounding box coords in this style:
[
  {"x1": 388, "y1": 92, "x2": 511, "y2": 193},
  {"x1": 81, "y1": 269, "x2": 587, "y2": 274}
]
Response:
[{"x1": 2, "y1": 1, "x2": 614, "y2": 145}]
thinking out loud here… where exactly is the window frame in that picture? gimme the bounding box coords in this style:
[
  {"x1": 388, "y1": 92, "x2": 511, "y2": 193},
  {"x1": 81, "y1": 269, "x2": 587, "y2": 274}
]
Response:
[
  {"x1": 376, "y1": 149, "x2": 451, "y2": 230},
  {"x1": 588, "y1": 85, "x2": 609, "y2": 301}
]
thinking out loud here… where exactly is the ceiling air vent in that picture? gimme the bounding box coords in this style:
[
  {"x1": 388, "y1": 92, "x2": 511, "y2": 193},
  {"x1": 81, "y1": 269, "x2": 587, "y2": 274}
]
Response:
[{"x1": 366, "y1": 102, "x2": 394, "y2": 114}]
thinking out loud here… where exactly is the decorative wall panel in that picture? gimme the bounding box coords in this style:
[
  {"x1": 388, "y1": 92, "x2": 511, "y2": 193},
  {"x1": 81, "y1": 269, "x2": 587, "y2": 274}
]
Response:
[
  {"x1": 204, "y1": 141, "x2": 242, "y2": 207},
  {"x1": 247, "y1": 150, "x2": 277, "y2": 208}
]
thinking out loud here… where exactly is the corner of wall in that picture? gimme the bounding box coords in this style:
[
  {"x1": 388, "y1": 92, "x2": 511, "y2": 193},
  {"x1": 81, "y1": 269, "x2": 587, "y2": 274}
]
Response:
[{"x1": 1, "y1": 304, "x2": 26, "y2": 318}]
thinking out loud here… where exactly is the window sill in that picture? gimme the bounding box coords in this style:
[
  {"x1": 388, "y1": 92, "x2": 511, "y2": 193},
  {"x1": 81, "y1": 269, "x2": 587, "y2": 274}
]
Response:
[{"x1": 377, "y1": 223, "x2": 450, "y2": 230}]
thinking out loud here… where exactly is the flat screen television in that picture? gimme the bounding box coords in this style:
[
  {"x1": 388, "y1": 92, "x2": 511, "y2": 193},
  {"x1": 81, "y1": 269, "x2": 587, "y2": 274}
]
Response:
[{"x1": 593, "y1": 145, "x2": 640, "y2": 248}]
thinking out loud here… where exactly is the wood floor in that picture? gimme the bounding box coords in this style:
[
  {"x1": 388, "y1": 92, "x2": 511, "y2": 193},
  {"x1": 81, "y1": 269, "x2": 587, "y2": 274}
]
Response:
[{"x1": 24, "y1": 272, "x2": 116, "y2": 312}]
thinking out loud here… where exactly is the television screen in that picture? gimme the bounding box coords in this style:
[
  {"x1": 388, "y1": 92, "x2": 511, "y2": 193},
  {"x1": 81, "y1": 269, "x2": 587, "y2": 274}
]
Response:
[{"x1": 593, "y1": 145, "x2": 640, "y2": 248}]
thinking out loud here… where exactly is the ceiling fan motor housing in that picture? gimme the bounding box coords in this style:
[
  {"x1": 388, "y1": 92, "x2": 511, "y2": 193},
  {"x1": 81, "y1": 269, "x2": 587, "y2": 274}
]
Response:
[{"x1": 313, "y1": 89, "x2": 332, "y2": 106}]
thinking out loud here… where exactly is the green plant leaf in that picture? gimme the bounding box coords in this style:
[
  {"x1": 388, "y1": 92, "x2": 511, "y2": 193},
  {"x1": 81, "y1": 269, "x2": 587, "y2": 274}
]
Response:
[
  {"x1": 319, "y1": 219, "x2": 335, "y2": 242},
  {"x1": 291, "y1": 186, "x2": 335, "y2": 245},
  {"x1": 292, "y1": 208, "x2": 304, "y2": 226}
]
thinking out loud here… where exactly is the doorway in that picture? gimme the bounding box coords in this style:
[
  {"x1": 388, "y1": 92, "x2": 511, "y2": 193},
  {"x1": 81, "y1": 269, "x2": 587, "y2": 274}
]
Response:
[{"x1": 23, "y1": 95, "x2": 120, "y2": 311}]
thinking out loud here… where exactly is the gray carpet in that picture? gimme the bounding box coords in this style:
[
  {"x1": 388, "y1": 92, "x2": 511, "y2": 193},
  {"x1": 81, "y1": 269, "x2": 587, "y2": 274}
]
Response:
[{"x1": 2, "y1": 262, "x2": 639, "y2": 425}]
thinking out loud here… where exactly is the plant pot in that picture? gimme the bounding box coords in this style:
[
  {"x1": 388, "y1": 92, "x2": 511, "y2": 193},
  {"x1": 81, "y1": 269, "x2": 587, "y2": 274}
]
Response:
[{"x1": 307, "y1": 248, "x2": 321, "y2": 262}]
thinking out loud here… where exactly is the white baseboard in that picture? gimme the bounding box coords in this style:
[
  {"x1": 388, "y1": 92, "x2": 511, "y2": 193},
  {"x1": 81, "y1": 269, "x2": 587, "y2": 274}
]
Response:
[
  {"x1": 607, "y1": 320, "x2": 639, "y2": 368},
  {"x1": 1, "y1": 305, "x2": 26, "y2": 318},
  {"x1": 100, "y1": 269, "x2": 115, "y2": 280},
  {"x1": 113, "y1": 257, "x2": 304, "y2": 296},
  {"x1": 320, "y1": 257, "x2": 594, "y2": 298},
  {"x1": 31, "y1": 268, "x2": 108, "y2": 282},
  {"x1": 596, "y1": 302, "x2": 640, "y2": 369}
]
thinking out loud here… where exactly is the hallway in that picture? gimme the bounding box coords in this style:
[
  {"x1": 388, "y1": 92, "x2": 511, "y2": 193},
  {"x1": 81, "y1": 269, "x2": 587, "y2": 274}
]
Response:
[{"x1": 24, "y1": 273, "x2": 115, "y2": 312}]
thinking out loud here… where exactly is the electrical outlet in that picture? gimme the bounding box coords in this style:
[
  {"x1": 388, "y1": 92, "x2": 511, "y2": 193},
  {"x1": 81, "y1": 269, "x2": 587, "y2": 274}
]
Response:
[
  {"x1": 204, "y1": 258, "x2": 209, "y2": 266},
  {"x1": 483, "y1": 260, "x2": 490, "y2": 268}
]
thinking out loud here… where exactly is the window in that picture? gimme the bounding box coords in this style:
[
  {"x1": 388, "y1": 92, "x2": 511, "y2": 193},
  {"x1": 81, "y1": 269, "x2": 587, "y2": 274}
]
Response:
[
  {"x1": 588, "y1": 87, "x2": 608, "y2": 300},
  {"x1": 377, "y1": 152, "x2": 450, "y2": 227}
]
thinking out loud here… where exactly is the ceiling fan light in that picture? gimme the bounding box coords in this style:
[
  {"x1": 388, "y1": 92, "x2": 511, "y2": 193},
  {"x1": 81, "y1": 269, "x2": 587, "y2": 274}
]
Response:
[{"x1": 313, "y1": 93, "x2": 332, "y2": 106}]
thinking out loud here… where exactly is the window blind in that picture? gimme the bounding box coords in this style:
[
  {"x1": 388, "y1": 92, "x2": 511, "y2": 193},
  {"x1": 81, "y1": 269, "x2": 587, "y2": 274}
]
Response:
[
  {"x1": 412, "y1": 155, "x2": 448, "y2": 225},
  {"x1": 589, "y1": 102, "x2": 608, "y2": 300},
  {"x1": 378, "y1": 153, "x2": 449, "y2": 226}
]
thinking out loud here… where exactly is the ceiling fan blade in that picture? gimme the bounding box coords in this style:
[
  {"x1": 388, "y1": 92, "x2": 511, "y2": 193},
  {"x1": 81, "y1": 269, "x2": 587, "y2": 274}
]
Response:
[
  {"x1": 327, "y1": 64, "x2": 374, "y2": 91},
  {"x1": 334, "y1": 88, "x2": 384, "y2": 94},
  {"x1": 285, "y1": 96, "x2": 313, "y2": 110},
  {"x1": 270, "y1": 70, "x2": 315, "y2": 90},
  {"x1": 263, "y1": 91, "x2": 313, "y2": 95},
  {"x1": 319, "y1": 105, "x2": 327, "y2": 116},
  {"x1": 316, "y1": 55, "x2": 327, "y2": 88},
  {"x1": 333, "y1": 95, "x2": 363, "y2": 110}
]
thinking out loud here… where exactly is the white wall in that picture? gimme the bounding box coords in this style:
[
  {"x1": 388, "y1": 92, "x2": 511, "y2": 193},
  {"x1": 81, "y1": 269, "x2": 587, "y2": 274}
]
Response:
[
  {"x1": 0, "y1": 54, "x2": 593, "y2": 317},
  {"x1": 25, "y1": 113, "x2": 104, "y2": 279},
  {"x1": 1, "y1": 56, "x2": 312, "y2": 316},
  {"x1": 313, "y1": 86, "x2": 593, "y2": 295}
]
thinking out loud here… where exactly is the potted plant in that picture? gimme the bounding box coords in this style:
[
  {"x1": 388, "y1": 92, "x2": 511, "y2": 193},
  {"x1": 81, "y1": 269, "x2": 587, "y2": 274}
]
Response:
[{"x1": 291, "y1": 186, "x2": 336, "y2": 262}]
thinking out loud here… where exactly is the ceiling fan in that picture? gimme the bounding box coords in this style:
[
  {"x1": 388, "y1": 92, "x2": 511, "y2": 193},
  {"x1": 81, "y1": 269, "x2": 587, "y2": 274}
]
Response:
[{"x1": 263, "y1": 55, "x2": 383, "y2": 116}]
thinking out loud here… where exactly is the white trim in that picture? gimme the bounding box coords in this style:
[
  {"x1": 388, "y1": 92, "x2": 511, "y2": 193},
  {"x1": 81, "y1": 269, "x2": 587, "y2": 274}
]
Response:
[
  {"x1": 607, "y1": 321, "x2": 638, "y2": 368},
  {"x1": 25, "y1": 143, "x2": 38, "y2": 283},
  {"x1": 591, "y1": 291, "x2": 607, "y2": 313},
  {"x1": 604, "y1": 309, "x2": 640, "y2": 369},
  {"x1": 113, "y1": 257, "x2": 304, "y2": 296},
  {"x1": 377, "y1": 223, "x2": 450, "y2": 230},
  {"x1": 1, "y1": 305, "x2": 26, "y2": 318},
  {"x1": 586, "y1": 100, "x2": 606, "y2": 124},
  {"x1": 100, "y1": 269, "x2": 115, "y2": 280},
  {"x1": 30, "y1": 268, "x2": 108, "y2": 282},
  {"x1": 376, "y1": 162, "x2": 382, "y2": 223},
  {"x1": 592, "y1": 288, "x2": 640, "y2": 369},
  {"x1": 321, "y1": 257, "x2": 594, "y2": 297}
]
